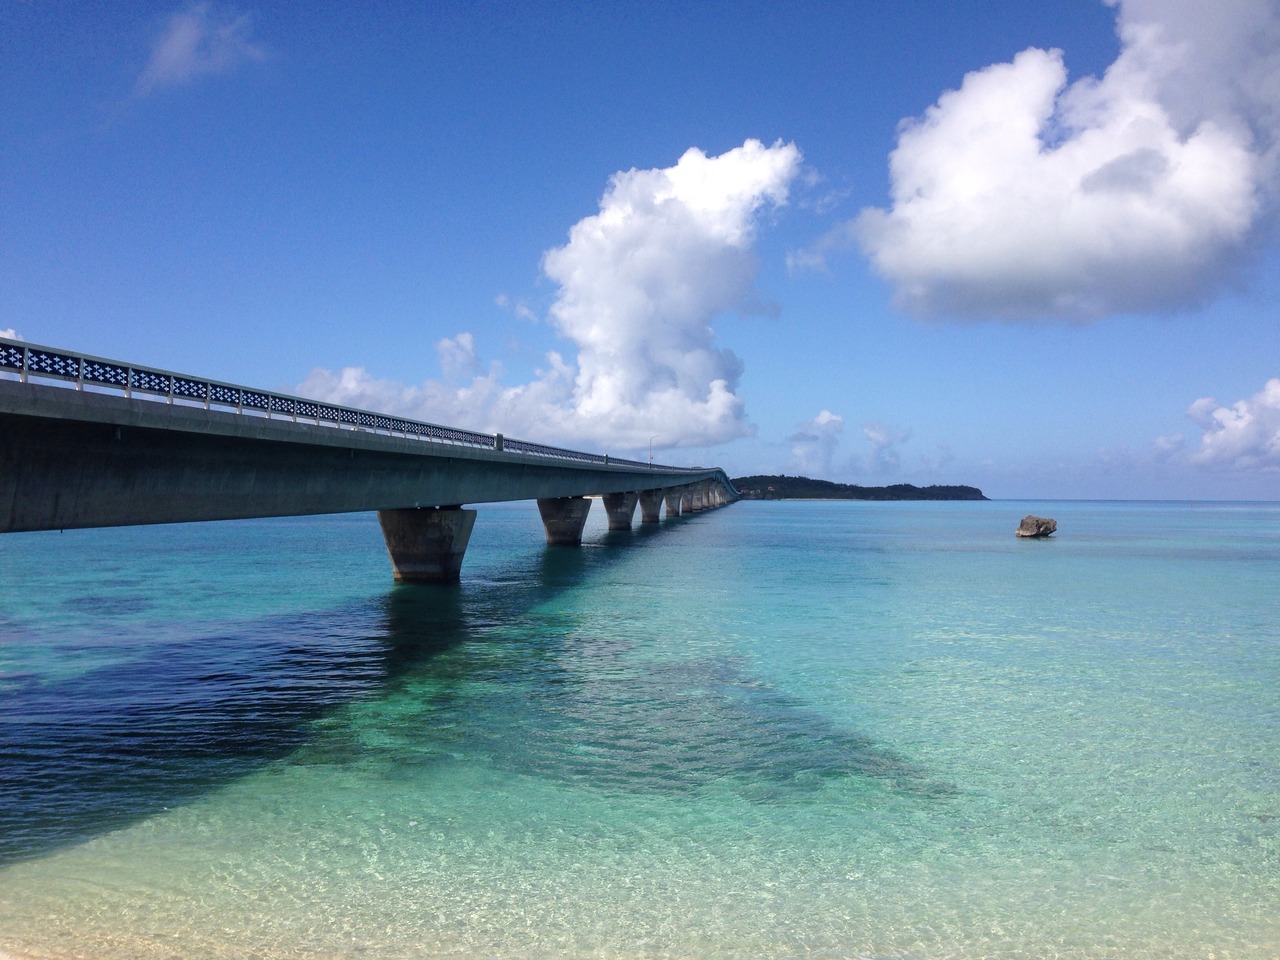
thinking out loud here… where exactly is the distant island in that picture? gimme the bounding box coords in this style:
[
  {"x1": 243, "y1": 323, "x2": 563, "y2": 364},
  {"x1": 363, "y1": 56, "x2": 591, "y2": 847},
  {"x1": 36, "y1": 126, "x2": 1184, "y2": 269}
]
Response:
[{"x1": 731, "y1": 475, "x2": 988, "y2": 501}]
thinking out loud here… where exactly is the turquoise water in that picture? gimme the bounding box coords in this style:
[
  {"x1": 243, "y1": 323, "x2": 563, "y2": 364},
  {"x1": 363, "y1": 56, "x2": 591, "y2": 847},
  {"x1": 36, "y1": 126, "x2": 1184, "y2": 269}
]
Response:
[{"x1": 0, "y1": 500, "x2": 1277, "y2": 959}]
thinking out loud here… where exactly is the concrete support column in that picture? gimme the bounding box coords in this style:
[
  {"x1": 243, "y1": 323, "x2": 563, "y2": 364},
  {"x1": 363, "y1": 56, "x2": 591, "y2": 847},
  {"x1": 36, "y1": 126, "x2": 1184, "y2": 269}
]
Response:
[
  {"x1": 681, "y1": 488, "x2": 694, "y2": 513},
  {"x1": 690, "y1": 486, "x2": 705, "y2": 511},
  {"x1": 664, "y1": 489, "x2": 682, "y2": 517},
  {"x1": 602, "y1": 491, "x2": 639, "y2": 531},
  {"x1": 378, "y1": 506, "x2": 477, "y2": 583},
  {"x1": 638, "y1": 489, "x2": 663, "y2": 524},
  {"x1": 537, "y1": 496, "x2": 592, "y2": 545}
]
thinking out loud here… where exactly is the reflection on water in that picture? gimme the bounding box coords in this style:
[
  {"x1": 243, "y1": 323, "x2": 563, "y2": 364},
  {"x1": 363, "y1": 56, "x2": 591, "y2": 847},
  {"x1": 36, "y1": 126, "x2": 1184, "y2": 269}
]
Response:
[
  {"x1": 2, "y1": 519, "x2": 912, "y2": 867},
  {"x1": 0, "y1": 574, "x2": 515, "y2": 864},
  {"x1": 0, "y1": 605, "x2": 387, "y2": 865}
]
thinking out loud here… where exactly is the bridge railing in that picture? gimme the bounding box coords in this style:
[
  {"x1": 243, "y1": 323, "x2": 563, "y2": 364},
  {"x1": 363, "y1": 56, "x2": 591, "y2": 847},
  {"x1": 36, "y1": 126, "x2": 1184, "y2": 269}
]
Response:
[{"x1": 0, "y1": 337, "x2": 665, "y2": 471}]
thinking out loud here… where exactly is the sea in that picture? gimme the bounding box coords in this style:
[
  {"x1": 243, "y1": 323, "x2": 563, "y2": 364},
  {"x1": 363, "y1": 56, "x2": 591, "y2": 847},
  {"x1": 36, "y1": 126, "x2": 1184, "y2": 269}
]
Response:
[{"x1": 0, "y1": 498, "x2": 1276, "y2": 959}]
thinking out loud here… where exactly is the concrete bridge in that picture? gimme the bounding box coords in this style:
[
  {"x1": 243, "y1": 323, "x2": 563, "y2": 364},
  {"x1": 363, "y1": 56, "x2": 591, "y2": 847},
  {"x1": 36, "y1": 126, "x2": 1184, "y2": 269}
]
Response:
[{"x1": 0, "y1": 338, "x2": 736, "y2": 582}]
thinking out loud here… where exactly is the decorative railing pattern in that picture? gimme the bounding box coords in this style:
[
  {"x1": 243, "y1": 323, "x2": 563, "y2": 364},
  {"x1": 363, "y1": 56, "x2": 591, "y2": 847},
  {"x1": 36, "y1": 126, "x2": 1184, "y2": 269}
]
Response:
[{"x1": 0, "y1": 338, "x2": 676, "y2": 470}]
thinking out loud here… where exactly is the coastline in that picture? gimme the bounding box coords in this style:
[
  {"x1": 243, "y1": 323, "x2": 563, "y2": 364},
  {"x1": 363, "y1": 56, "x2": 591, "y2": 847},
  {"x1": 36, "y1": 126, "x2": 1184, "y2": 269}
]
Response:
[{"x1": 731, "y1": 475, "x2": 988, "y2": 502}]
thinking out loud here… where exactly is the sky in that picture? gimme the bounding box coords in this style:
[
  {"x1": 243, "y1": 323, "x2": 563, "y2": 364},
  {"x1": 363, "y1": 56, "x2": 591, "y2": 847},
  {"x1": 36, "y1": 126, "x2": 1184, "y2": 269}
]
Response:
[{"x1": 3, "y1": 0, "x2": 1279, "y2": 500}]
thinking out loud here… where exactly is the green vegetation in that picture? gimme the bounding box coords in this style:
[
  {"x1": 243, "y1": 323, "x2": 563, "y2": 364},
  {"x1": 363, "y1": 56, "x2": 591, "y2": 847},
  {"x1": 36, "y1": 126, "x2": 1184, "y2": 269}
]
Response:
[{"x1": 731, "y1": 475, "x2": 987, "y2": 501}]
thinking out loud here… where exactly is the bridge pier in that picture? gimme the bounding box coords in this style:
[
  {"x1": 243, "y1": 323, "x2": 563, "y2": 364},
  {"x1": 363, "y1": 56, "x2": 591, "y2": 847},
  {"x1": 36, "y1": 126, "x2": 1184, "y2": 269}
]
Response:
[
  {"x1": 537, "y1": 496, "x2": 593, "y2": 545},
  {"x1": 665, "y1": 489, "x2": 682, "y2": 517},
  {"x1": 602, "y1": 491, "x2": 639, "y2": 530},
  {"x1": 378, "y1": 506, "x2": 477, "y2": 583},
  {"x1": 638, "y1": 489, "x2": 663, "y2": 524}
]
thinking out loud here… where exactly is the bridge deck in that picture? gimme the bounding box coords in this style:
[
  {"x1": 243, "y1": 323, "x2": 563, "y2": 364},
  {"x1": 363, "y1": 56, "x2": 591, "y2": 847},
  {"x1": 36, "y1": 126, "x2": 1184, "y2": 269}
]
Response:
[{"x1": 0, "y1": 339, "x2": 733, "y2": 535}]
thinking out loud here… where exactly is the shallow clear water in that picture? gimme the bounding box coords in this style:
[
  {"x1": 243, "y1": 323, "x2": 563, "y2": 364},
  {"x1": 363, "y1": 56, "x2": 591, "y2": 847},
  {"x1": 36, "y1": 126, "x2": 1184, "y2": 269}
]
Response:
[{"x1": 1, "y1": 500, "x2": 1277, "y2": 959}]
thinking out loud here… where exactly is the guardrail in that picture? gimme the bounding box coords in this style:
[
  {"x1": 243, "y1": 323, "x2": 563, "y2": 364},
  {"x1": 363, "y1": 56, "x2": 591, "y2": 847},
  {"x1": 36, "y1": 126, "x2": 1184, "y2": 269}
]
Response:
[{"x1": 0, "y1": 337, "x2": 673, "y2": 472}]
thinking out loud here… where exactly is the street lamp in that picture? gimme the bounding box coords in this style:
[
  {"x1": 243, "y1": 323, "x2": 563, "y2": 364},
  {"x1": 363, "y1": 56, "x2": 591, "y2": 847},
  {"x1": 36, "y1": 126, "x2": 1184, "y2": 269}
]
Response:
[{"x1": 649, "y1": 435, "x2": 660, "y2": 465}]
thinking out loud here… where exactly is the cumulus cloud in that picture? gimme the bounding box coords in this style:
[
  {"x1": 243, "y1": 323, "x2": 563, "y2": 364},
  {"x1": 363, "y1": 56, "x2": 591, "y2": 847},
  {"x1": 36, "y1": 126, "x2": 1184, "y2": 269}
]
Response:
[
  {"x1": 783, "y1": 414, "x2": 945, "y2": 479},
  {"x1": 0, "y1": 329, "x2": 23, "y2": 341},
  {"x1": 788, "y1": 409, "x2": 844, "y2": 475},
  {"x1": 1187, "y1": 378, "x2": 1280, "y2": 471},
  {"x1": 300, "y1": 139, "x2": 802, "y2": 452},
  {"x1": 863, "y1": 420, "x2": 911, "y2": 474},
  {"x1": 541, "y1": 138, "x2": 801, "y2": 446},
  {"x1": 135, "y1": 3, "x2": 267, "y2": 96},
  {"x1": 843, "y1": 0, "x2": 1280, "y2": 321},
  {"x1": 297, "y1": 348, "x2": 578, "y2": 440}
]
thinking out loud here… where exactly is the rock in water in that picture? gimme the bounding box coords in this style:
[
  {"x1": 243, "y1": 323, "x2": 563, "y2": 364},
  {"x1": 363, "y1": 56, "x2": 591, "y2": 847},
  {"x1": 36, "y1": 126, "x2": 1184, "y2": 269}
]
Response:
[{"x1": 1016, "y1": 515, "x2": 1057, "y2": 538}]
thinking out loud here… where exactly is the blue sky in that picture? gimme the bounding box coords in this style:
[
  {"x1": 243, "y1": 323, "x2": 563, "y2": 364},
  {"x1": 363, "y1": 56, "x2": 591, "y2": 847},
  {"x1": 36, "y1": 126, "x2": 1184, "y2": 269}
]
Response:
[{"x1": 3, "y1": 1, "x2": 1278, "y2": 499}]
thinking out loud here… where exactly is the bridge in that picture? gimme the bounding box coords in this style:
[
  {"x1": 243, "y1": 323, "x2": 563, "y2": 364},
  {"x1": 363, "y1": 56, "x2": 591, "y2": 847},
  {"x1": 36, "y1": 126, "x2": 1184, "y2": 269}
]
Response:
[{"x1": 0, "y1": 337, "x2": 736, "y2": 582}]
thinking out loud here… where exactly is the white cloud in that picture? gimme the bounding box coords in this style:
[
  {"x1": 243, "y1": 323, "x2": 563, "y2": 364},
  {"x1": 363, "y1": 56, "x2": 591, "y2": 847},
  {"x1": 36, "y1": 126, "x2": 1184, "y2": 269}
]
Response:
[
  {"x1": 788, "y1": 409, "x2": 844, "y2": 475},
  {"x1": 300, "y1": 140, "x2": 801, "y2": 453},
  {"x1": 785, "y1": 247, "x2": 829, "y2": 276},
  {"x1": 0, "y1": 329, "x2": 23, "y2": 341},
  {"x1": 782, "y1": 414, "x2": 939, "y2": 479},
  {"x1": 135, "y1": 3, "x2": 267, "y2": 96},
  {"x1": 541, "y1": 138, "x2": 801, "y2": 446},
  {"x1": 495, "y1": 294, "x2": 537, "y2": 323},
  {"x1": 844, "y1": 0, "x2": 1279, "y2": 321},
  {"x1": 1152, "y1": 432, "x2": 1186, "y2": 457},
  {"x1": 1187, "y1": 378, "x2": 1280, "y2": 471},
  {"x1": 863, "y1": 420, "x2": 911, "y2": 474},
  {"x1": 297, "y1": 349, "x2": 579, "y2": 440},
  {"x1": 435, "y1": 332, "x2": 479, "y2": 382}
]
